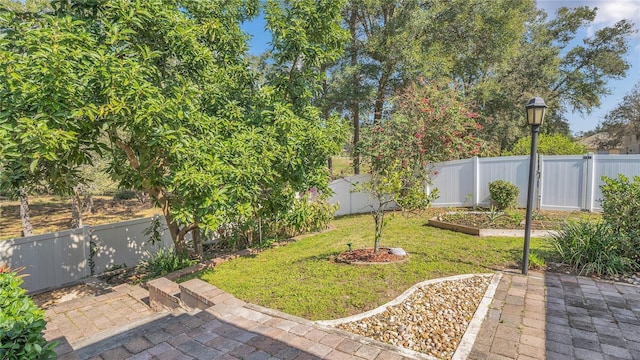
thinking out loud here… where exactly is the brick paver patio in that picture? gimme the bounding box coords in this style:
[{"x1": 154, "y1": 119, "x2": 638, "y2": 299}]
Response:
[{"x1": 43, "y1": 270, "x2": 640, "y2": 359}]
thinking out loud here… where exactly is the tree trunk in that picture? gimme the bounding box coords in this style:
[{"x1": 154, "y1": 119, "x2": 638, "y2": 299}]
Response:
[
  {"x1": 150, "y1": 187, "x2": 184, "y2": 253},
  {"x1": 373, "y1": 210, "x2": 384, "y2": 253},
  {"x1": 193, "y1": 227, "x2": 203, "y2": 260},
  {"x1": 71, "y1": 185, "x2": 83, "y2": 229},
  {"x1": 350, "y1": 6, "x2": 360, "y2": 175},
  {"x1": 135, "y1": 190, "x2": 149, "y2": 204},
  {"x1": 19, "y1": 187, "x2": 34, "y2": 237},
  {"x1": 84, "y1": 194, "x2": 95, "y2": 214},
  {"x1": 327, "y1": 156, "x2": 333, "y2": 173}
]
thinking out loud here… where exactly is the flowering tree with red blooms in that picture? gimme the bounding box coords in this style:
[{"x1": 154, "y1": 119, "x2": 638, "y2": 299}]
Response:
[
  {"x1": 357, "y1": 82, "x2": 497, "y2": 253},
  {"x1": 396, "y1": 82, "x2": 498, "y2": 162}
]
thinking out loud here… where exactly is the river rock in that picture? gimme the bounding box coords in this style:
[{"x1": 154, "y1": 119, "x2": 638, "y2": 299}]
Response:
[{"x1": 388, "y1": 247, "x2": 407, "y2": 256}]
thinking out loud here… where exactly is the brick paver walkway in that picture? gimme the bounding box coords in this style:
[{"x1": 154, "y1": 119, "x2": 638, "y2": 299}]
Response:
[
  {"x1": 43, "y1": 271, "x2": 640, "y2": 359},
  {"x1": 469, "y1": 271, "x2": 546, "y2": 360},
  {"x1": 469, "y1": 271, "x2": 640, "y2": 360},
  {"x1": 44, "y1": 284, "x2": 153, "y2": 346},
  {"x1": 544, "y1": 272, "x2": 640, "y2": 360}
]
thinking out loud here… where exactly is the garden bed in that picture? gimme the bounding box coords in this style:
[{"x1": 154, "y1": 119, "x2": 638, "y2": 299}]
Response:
[{"x1": 428, "y1": 209, "x2": 599, "y2": 237}]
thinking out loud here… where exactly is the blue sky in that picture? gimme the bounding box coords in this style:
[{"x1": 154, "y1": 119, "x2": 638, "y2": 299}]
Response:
[
  {"x1": 538, "y1": 0, "x2": 640, "y2": 134},
  {"x1": 242, "y1": 1, "x2": 640, "y2": 135}
]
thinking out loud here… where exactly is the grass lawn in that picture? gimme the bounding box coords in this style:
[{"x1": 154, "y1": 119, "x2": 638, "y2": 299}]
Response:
[
  {"x1": 195, "y1": 211, "x2": 555, "y2": 321},
  {"x1": 330, "y1": 156, "x2": 370, "y2": 179}
]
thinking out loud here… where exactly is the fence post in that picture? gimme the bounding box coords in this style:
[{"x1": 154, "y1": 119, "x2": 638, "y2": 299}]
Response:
[
  {"x1": 82, "y1": 225, "x2": 90, "y2": 278},
  {"x1": 584, "y1": 153, "x2": 596, "y2": 211},
  {"x1": 537, "y1": 155, "x2": 544, "y2": 209},
  {"x1": 473, "y1": 156, "x2": 480, "y2": 207}
]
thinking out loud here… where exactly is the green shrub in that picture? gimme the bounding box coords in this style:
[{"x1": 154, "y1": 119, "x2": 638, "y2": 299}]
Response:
[
  {"x1": 113, "y1": 188, "x2": 137, "y2": 200},
  {"x1": 488, "y1": 180, "x2": 519, "y2": 210},
  {"x1": 551, "y1": 221, "x2": 639, "y2": 276},
  {"x1": 137, "y1": 248, "x2": 198, "y2": 279},
  {"x1": 0, "y1": 271, "x2": 56, "y2": 360},
  {"x1": 600, "y1": 174, "x2": 640, "y2": 236},
  {"x1": 279, "y1": 194, "x2": 338, "y2": 237}
]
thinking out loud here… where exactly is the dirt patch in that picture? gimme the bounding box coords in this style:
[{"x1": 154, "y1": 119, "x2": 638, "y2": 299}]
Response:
[
  {"x1": 337, "y1": 248, "x2": 406, "y2": 264},
  {"x1": 30, "y1": 282, "x2": 112, "y2": 309},
  {"x1": 0, "y1": 196, "x2": 158, "y2": 240}
]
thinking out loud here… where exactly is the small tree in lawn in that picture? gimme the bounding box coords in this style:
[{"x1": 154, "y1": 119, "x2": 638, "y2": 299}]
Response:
[
  {"x1": 357, "y1": 82, "x2": 494, "y2": 253},
  {"x1": 357, "y1": 116, "x2": 437, "y2": 253}
]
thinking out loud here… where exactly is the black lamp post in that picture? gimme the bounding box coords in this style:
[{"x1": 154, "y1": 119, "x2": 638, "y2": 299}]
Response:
[{"x1": 522, "y1": 97, "x2": 547, "y2": 275}]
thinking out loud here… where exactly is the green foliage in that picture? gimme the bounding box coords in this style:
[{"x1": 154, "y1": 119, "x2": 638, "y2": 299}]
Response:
[
  {"x1": 552, "y1": 221, "x2": 638, "y2": 276},
  {"x1": 488, "y1": 180, "x2": 519, "y2": 210},
  {"x1": 0, "y1": 271, "x2": 56, "y2": 360},
  {"x1": 1, "y1": 0, "x2": 346, "y2": 251},
  {"x1": 144, "y1": 216, "x2": 164, "y2": 246},
  {"x1": 358, "y1": 82, "x2": 493, "y2": 212},
  {"x1": 137, "y1": 248, "x2": 198, "y2": 280},
  {"x1": 527, "y1": 251, "x2": 546, "y2": 270},
  {"x1": 113, "y1": 189, "x2": 137, "y2": 201},
  {"x1": 597, "y1": 81, "x2": 640, "y2": 150},
  {"x1": 503, "y1": 134, "x2": 586, "y2": 155},
  {"x1": 552, "y1": 175, "x2": 640, "y2": 276},
  {"x1": 279, "y1": 194, "x2": 338, "y2": 237},
  {"x1": 600, "y1": 174, "x2": 640, "y2": 236},
  {"x1": 0, "y1": 11, "x2": 99, "y2": 199}
]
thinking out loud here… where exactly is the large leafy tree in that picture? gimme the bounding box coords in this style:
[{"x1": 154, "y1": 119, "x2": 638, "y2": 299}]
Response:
[
  {"x1": 325, "y1": 2, "x2": 636, "y2": 159},
  {"x1": 0, "y1": 9, "x2": 99, "y2": 235},
  {"x1": 477, "y1": 7, "x2": 634, "y2": 149},
  {"x1": 1, "y1": 0, "x2": 346, "y2": 252}
]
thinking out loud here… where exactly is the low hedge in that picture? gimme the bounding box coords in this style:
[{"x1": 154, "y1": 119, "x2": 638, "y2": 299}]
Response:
[{"x1": 0, "y1": 270, "x2": 56, "y2": 359}]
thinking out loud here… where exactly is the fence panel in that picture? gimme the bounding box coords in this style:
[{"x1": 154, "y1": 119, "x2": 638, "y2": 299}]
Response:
[
  {"x1": 90, "y1": 216, "x2": 173, "y2": 274},
  {"x1": 429, "y1": 158, "x2": 475, "y2": 207},
  {"x1": 477, "y1": 156, "x2": 530, "y2": 207},
  {"x1": 0, "y1": 228, "x2": 87, "y2": 293},
  {"x1": 591, "y1": 155, "x2": 640, "y2": 211},
  {"x1": 329, "y1": 174, "x2": 376, "y2": 216},
  {"x1": 0, "y1": 216, "x2": 173, "y2": 293},
  {"x1": 539, "y1": 155, "x2": 587, "y2": 210},
  {"x1": 330, "y1": 155, "x2": 640, "y2": 216}
]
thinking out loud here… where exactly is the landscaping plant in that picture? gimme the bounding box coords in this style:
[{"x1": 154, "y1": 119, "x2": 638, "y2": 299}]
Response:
[
  {"x1": 551, "y1": 221, "x2": 638, "y2": 276},
  {"x1": 136, "y1": 248, "x2": 198, "y2": 280},
  {"x1": 488, "y1": 180, "x2": 519, "y2": 210},
  {"x1": 357, "y1": 83, "x2": 496, "y2": 253},
  {"x1": 600, "y1": 174, "x2": 640, "y2": 239},
  {"x1": 551, "y1": 175, "x2": 640, "y2": 276},
  {"x1": 0, "y1": 264, "x2": 56, "y2": 359}
]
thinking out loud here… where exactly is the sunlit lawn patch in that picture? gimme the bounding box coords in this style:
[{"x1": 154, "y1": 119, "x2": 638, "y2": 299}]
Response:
[{"x1": 197, "y1": 211, "x2": 554, "y2": 320}]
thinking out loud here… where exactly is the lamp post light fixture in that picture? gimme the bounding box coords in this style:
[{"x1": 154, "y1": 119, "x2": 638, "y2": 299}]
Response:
[{"x1": 522, "y1": 97, "x2": 547, "y2": 275}]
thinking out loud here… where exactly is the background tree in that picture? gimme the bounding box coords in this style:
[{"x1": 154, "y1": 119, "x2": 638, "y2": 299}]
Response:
[
  {"x1": 476, "y1": 7, "x2": 634, "y2": 149},
  {"x1": 503, "y1": 134, "x2": 586, "y2": 156},
  {"x1": 323, "y1": 2, "x2": 635, "y2": 159},
  {"x1": 596, "y1": 81, "x2": 640, "y2": 150}
]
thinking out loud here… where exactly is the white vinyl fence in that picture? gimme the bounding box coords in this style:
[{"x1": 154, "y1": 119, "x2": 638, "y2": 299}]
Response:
[
  {"x1": 329, "y1": 154, "x2": 640, "y2": 215},
  {"x1": 0, "y1": 216, "x2": 173, "y2": 293}
]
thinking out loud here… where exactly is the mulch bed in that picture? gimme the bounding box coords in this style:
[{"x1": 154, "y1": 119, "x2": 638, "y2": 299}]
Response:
[{"x1": 336, "y1": 248, "x2": 406, "y2": 264}]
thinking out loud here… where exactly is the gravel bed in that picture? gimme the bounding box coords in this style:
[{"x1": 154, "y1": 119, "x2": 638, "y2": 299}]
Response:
[{"x1": 334, "y1": 275, "x2": 491, "y2": 360}]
